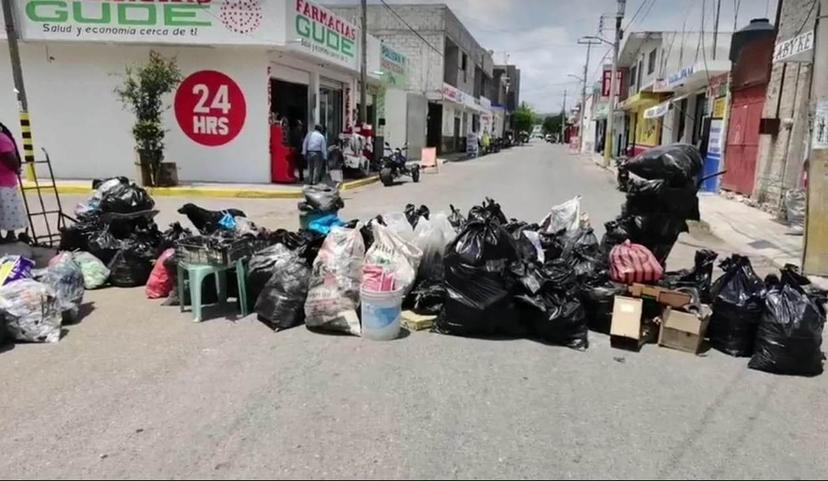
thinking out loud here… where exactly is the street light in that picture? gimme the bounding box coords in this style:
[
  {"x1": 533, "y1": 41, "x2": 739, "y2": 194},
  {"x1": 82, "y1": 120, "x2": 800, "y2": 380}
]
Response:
[{"x1": 579, "y1": 35, "x2": 614, "y2": 47}]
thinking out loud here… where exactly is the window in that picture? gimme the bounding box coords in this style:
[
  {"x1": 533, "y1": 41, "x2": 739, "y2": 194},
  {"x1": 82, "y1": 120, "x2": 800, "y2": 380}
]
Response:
[
  {"x1": 462, "y1": 53, "x2": 468, "y2": 83},
  {"x1": 637, "y1": 60, "x2": 643, "y2": 87},
  {"x1": 648, "y1": 49, "x2": 657, "y2": 75},
  {"x1": 630, "y1": 65, "x2": 637, "y2": 92}
]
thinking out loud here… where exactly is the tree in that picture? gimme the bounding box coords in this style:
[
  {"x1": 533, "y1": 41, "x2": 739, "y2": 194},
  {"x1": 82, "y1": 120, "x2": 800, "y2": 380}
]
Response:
[
  {"x1": 542, "y1": 114, "x2": 563, "y2": 136},
  {"x1": 115, "y1": 51, "x2": 182, "y2": 186},
  {"x1": 513, "y1": 102, "x2": 536, "y2": 133}
]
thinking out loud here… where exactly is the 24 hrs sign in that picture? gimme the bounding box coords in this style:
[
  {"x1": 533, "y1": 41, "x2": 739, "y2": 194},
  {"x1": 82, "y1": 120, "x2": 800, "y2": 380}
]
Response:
[{"x1": 175, "y1": 70, "x2": 246, "y2": 147}]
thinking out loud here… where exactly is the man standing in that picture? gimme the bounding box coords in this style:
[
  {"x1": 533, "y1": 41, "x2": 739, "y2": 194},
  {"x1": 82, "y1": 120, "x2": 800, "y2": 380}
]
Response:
[{"x1": 302, "y1": 125, "x2": 327, "y2": 185}]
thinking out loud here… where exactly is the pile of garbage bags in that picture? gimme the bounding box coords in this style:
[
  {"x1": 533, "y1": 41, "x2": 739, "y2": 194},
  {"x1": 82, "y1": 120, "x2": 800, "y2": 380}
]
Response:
[{"x1": 603, "y1": 144, "x2": 703, "y2": 265}]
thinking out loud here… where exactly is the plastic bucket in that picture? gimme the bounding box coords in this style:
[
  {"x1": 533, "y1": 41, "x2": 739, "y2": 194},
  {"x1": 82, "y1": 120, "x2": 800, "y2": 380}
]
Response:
[{"x1": 360, "y1": 288, "x2": 404, "y2": 341}]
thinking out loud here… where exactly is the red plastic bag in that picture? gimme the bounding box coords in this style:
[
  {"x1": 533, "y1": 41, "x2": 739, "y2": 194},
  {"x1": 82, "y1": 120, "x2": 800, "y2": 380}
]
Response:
[
  {"x1": 145, "y1": 249, "x2": 175, "y2": 299},
  {"x1": 610, "y1": 240, "x2": 664, "y2": 284}
]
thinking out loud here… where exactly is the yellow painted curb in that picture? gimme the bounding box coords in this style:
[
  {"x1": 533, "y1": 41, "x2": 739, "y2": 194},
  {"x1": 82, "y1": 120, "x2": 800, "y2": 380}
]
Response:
[{"x1": 23, "y1": 176, "x2": 380, "y2": 200}]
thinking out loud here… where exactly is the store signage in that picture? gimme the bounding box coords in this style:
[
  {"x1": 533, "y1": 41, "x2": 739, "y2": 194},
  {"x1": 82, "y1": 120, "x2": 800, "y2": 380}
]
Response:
[
  {"x1": 441, "y1": 83, "x2": 466, "y2": 104},
  {"x1": 289, "y1": 0, "x2": 358, "y2": 69},
  {"x1": 18, "y1": 0, "x2": 277, "y2": 44},
  {"x1": 773, "y1": 30, "x2": 814, "y2": 63},
  {"x1": 668, "y1": 66, "x2": 695, "y2": 88},
  {"x1": 643, "y1": 102, "x2": 669, "y2": 119},
  {"x1": 175, "y1": 70, "x2": 246, "y2": 147},
  {"x1": 601, "y1": 69, "x2": 622, "y2": 97},
  {"x1": 381, "y1": 44, "x2": 408, "y2": 88}
]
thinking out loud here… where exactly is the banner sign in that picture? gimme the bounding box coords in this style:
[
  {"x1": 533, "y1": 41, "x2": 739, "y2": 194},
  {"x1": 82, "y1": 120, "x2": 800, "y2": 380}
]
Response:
[
  {"x1": 601, "y1": 68, "x2": 622, "y2": 97},
  {"x1": 773, "y1": 30, "x2": 815, "y2": 63},
  {"x1": 381, "y1": 44, "x2": 408, "y2": 89},
  {"x1": 17, "y1": 0, "x2": 285, "y2": 45},
  {"x1": 287, "y1": 0, "x2": 359, "y2": 70}
]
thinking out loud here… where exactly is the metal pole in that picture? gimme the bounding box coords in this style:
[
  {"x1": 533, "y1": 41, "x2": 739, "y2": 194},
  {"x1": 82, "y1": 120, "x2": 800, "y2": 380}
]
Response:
[
  {"x1": 603, "y1": 0, "x2": 626, "y2": 166},
  {"x1": 803, "y1": 0, "x2": 828, "y2": 274},
  {"x1": 359, "y1": 0, "x2": 368, "y2": 126},
  {"x1": 561, "y1": 89, "x2": 567, "y2": 143},
  {"x1": 579, "y1": 42, "x2": 594, "y2": 152},
  {"x1": 713, "y1": 0, "x2": 722, "y2": 60},
  {"x1": 2, "y1": 0, "x2": 36, "y2": 179}
]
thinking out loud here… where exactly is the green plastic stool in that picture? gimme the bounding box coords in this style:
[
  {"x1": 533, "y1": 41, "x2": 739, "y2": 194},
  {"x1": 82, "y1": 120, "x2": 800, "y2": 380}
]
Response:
[{"x1": 178, "y1": 260, "x2": 250, "y2": 322}]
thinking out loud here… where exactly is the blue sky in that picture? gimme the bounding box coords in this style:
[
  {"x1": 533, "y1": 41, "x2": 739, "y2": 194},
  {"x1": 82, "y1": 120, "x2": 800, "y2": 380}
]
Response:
[{"x1": 327, "y1": 0, "x2": 775, "y2": 113}]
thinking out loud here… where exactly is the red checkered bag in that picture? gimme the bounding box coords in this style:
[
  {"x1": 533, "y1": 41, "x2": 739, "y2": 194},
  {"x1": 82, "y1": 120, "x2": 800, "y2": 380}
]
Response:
[{"x1": 610, "y1": 240, "x2": 664, "y2": 284}]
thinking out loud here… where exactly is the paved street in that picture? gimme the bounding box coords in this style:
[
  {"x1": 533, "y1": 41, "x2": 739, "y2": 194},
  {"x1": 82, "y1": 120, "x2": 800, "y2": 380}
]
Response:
[{"x1": 1, "y1": 143, "x2": 826, "y2": 480}]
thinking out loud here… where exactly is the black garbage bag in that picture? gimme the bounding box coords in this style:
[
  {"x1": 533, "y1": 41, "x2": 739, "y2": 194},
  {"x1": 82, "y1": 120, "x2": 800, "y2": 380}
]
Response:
[
  {"x1": 582, "y1": 282, "x2": 628, "y2": 334},
  {"x1": 107, "y1": 238, "x2": 155, "y2": 287},
  {"x1": 467, "y1": 198, "x2": 508, "y2": 225},
  {"x1": 519, "y1": 292, "x2": 588, "y2": 350},
  {"x1": 99, "y1": 178, "x2": 155, "y2": 214},
  {"x1": 87, "y1": 227, "x2": 121, "y2": 265},
  {"x1": 60, "y1": 220, "x2": 105, "y2": 253},
  {"x1": 662, "y1": 249, "x2": 719, "y2": 303},
  {"x1": 404, "y1": 204, "x2": 430, "y2": 227},
  {"x1": 159, "y1": 222, "x2": 193, "y2": 252},
  {"x1": 618, "y1": 171, "x2": 667, "y2": 196},
  {"x1": 708, "y1": 255, "x2": 766, "y2": 357},
  {"x1": 303, "y1": 184, "x2": 344, "y2": 212},
  {"x1": 623, "y1": 188, "x2": 700, "y2": 219},
  {"x1": 409, "y1": 281, "x2": 447, "y2": 316},
  {"x1": 600, "y1": 217, "x2": 632, "y2": 256},
  {"x1": 255, "y1": 245, "x2": 311, "y2": 330},
  {"x1": 778, "y1": 264, "x2": 828, "y2": 316},
  {"x1": 621, "y1": 143, "x2": 704, "y2": 187},
  {"x1": 248, "y1": 244, "x2": 289, "y2": 304},
  {"x1": 436, "y1": 219, "x2": 520, "y2": 337},
  {"x1": 749, "y1": 274, "x2": 826, "y2": 376}
]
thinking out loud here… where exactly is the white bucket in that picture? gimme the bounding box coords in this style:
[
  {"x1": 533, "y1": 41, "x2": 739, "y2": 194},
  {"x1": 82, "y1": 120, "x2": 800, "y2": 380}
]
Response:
[{"x1": 360, "y1": 287, "x2": 404, "y2": 341}]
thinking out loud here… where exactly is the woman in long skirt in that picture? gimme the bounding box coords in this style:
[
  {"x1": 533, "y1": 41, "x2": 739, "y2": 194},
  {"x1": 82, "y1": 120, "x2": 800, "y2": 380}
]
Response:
[{"x1": 0, "y1": 123, "x2": 28, "y2": 240}]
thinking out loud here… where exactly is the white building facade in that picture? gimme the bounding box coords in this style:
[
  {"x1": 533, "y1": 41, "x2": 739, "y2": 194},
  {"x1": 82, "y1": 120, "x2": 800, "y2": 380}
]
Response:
[{"x1": 1, "y1": 0, "x2": 381, "y2": 183}]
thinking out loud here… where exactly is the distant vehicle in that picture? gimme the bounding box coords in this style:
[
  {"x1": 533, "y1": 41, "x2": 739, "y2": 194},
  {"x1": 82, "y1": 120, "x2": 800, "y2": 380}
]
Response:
[{"x1": 379, "y1": 142, "x2": 420, "y2": 186}]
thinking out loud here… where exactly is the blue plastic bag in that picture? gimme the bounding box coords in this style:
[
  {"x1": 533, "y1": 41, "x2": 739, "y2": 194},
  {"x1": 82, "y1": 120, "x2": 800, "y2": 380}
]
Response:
[
  {"x1": 218, "y1": 212, "x2": 237, "y2": 231},
  {"x1": 308, "y1": 214, "x2": 345, "y2": 235}
]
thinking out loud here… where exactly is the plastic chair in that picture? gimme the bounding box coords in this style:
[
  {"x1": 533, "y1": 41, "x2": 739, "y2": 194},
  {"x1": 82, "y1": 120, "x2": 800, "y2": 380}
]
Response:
[{"x1": 177, "y1": 259, "x2": 250, "y2": 322}]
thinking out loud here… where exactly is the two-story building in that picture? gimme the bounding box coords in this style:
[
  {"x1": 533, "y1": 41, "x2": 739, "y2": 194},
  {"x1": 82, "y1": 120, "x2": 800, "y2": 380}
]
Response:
[{"x1": 331, "y1": 3, "x2": 497, "y2": 156}]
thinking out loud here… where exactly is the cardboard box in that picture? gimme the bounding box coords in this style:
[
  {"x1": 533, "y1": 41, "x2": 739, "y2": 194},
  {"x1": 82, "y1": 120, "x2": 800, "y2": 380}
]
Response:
[
  {"x1": 629, "y1": 284, "x2": 663, "y2": 299},
  {"x1": 610, "y1": 296, "x2": 647, "y2": 350},
  {"x1": 658, "y1": 307, "x2": 711, "y2": 355}
]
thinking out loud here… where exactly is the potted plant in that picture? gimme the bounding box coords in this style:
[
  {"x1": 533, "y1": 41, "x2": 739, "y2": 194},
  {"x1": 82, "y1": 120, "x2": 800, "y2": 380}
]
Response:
[{"x1": 115, "y1": 51, "x2": 182, "y2": 187}]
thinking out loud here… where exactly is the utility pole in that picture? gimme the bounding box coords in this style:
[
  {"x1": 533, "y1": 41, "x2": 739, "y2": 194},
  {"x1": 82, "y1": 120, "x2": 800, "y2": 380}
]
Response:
[
  {"x1": 359, "y1": 0, "x2": 368, "y2": 126},
  {"x1": 577, "y1": 36, "x2": 602, "y2": 152},
  {"x1": 712, "y1": 0, "x2": 722, "y2": 60},
  {"x1": 2, "y1": 0, "x2": 36, "y2": 179},
  {"x1": 804, "y1": 0, "x2": 828, "y2": 275},
  {"x1": 561, "y1": 89, "x2": 567, "y2": 144},
  {"x1": 603, "y1": 0, "x2": 626, "y2": 166}
]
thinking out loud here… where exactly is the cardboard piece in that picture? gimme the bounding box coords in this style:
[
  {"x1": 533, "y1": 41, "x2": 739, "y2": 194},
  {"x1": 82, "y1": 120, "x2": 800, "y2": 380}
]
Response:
[
  {"x1": 401, "y1": 311, "x2": 436, "y2": 331},
  {"x1": 610, "y1": 296, "x2": 655, "y2": 350},
  {"x1": 658, "y1": 306, "x2": 711, "y2": 355},
  {"x1": 628, "y1": 283, "x2": 692, "y2": 308}
]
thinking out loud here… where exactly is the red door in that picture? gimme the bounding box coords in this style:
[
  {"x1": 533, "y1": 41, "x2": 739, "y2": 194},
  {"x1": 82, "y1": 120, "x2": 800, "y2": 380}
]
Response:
[{"x1": 722, "y1": 85, "x2": 766, "y2": 195}]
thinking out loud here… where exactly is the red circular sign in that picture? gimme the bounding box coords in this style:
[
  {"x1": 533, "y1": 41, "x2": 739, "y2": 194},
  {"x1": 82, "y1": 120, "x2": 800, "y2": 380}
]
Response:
[{"x1": 175, "y1": 70, "x2": 246, "y2": 147}]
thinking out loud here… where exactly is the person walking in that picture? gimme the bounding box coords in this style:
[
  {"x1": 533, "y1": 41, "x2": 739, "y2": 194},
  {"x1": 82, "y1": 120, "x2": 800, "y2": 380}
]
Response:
[
  {"x1": 302, "y1": 124, "x2": 327, "y2": 185},
  {"x1": 0, "y1": 123, "x2": 27, "y2": 240}
]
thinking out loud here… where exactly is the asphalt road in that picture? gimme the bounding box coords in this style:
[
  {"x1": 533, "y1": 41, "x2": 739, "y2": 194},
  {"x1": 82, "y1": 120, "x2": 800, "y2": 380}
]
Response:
[{"x1": 1, "y1": 143, "x2": 826, "y2": 480}]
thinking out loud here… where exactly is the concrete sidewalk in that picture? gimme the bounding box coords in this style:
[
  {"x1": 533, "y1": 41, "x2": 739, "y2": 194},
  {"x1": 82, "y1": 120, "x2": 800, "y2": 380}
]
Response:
[
  {"x1": 698, "y1": 193, "x2": 804, "y2": 268},
  {"x1": 22, "y1": 176, "x2": 379, "y2": 199}
]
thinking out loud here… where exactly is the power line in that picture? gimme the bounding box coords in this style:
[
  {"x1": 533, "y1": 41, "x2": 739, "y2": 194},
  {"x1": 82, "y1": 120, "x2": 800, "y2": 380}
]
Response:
[
  {"x1": 624, "y1": 0, "x2": 651, "y2": 30},
  {"x1": 378, "y1": 0, "x2": 443, "y2": 56}
]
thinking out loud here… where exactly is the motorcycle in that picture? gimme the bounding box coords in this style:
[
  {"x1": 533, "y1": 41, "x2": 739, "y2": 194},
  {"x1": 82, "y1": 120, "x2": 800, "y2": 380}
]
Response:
[{"x1": 379, "y1": 143, "x2": 420, "y2": 187}]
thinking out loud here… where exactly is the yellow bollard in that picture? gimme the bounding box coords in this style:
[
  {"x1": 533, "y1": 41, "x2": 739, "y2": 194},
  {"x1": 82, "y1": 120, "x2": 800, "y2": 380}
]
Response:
[{"x1": 19, "y1": 111, "x2": 36, "y2": 181}]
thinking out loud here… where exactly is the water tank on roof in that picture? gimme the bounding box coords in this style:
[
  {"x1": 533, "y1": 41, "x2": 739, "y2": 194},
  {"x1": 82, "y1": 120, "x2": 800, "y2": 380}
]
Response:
[{"x1": 730, "y1": 18, "x2": 776, "y2": 62}]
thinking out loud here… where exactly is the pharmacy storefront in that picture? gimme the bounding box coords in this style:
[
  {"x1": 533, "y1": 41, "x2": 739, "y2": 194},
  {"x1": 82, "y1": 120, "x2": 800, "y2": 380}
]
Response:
[{"x1": 1, "y1": 0, "x2": 379, "y2": 183}]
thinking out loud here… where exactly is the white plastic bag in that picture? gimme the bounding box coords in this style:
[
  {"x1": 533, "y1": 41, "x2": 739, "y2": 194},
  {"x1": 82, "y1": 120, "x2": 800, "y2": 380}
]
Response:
[
  {"x1": 365, "y1": 223, "x2": 423, "y2": 295},
  {"x1": 383, "y1": 212, "x2": 415, "y2": 243},
  {"x1": 540, "y1": 196, "x2": 587, "y2": 237},
  {"x1": 0, "y1": 279, "x2": 62, "y2": 343},
  {"x1": 413, "y1": 212, "x2": 456, "y2": 280},
  {"x1": 304, "y1": 226, "x2": 365, "y2": 336}
]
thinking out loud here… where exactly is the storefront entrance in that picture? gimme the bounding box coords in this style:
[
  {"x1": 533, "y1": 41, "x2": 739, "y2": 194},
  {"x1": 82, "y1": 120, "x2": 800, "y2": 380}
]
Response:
[{"x1": 319, "y1": 79, "x2": 344, "y2": 145}]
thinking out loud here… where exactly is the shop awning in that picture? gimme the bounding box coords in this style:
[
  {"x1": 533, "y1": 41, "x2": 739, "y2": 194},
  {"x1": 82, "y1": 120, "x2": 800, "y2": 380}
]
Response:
[
  {"x1": 644, "y1": 102, "x2": 670, "y2": 119},
  {"x1": 619, "y1": 92, "x2": 664, "y2": 112}
]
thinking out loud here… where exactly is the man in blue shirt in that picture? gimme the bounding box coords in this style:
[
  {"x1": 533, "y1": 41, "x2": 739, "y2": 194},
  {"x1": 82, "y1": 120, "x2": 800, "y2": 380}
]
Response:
[{"x1": 302, "y1": 125, "x2": 327, "y2": 185}]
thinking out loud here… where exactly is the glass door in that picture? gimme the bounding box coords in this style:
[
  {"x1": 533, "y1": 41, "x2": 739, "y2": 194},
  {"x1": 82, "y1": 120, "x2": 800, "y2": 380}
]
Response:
[{"x1": 319, "y1": 80, "x2": 344, "y2": 145}]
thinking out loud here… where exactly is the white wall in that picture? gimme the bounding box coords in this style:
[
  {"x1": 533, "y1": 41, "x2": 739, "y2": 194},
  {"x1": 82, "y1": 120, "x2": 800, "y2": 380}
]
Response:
[
  {"x1": 0, "y1": 40, "x2": 22, "y2": 148},
  {"x1": 405, "y1": 92, "x2": 427, "y2": 160},
  {"x1": 17, "y1": 42, "x2": 271, "y2": 183}
]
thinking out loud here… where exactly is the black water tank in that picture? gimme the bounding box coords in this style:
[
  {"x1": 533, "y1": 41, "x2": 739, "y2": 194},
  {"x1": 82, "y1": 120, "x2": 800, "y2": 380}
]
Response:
[{"x1": 730, "y1": 18, "x2": 776, "y2": 62}]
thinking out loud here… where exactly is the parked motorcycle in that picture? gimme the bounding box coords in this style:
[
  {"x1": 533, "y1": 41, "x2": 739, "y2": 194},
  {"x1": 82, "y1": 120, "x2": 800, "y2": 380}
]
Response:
[{"x1": 380, "y1": 143, "x2": 420, "y2": 187}]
